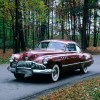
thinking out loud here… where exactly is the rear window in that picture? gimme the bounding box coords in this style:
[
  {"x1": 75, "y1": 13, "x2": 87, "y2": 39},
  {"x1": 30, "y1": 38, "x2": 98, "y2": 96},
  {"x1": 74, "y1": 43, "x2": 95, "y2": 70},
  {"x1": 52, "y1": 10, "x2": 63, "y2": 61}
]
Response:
[{"x1": 67, "y1": 44, "x2": 76, "y2": 51}]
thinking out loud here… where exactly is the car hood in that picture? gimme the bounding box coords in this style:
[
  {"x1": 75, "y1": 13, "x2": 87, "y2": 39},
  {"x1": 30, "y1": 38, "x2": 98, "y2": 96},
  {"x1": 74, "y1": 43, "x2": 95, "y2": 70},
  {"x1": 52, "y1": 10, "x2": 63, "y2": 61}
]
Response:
[{"x1": 21, "y1": 49, "x2": 63, "y2": 61}]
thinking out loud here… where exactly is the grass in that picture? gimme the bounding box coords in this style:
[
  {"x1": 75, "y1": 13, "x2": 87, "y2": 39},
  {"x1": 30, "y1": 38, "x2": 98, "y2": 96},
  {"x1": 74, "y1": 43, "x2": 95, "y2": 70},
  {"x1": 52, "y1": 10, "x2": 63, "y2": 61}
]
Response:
[{"x1": 37, "y1": 76, "x2": 100, "y2": 100}]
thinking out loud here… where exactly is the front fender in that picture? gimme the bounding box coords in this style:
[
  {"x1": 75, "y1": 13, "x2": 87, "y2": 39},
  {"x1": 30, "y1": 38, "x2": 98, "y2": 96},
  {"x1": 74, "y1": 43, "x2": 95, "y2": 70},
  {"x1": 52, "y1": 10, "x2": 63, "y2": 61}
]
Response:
[
  {"x1": 45, "y1": 56, "x2": 63, "y2": 69},
  {"x1": 33, "y1": 55, "x2": 63, "y2": 69}
]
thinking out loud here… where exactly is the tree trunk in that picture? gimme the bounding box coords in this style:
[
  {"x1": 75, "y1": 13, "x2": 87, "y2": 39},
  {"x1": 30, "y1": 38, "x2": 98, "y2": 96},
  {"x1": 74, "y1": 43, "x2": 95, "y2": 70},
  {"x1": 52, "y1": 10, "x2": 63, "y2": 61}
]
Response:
[
  {"x1": 15, "y1": 0, "x2": 26, "y2": 53},
  {"x1": 41, "y1": 23, "x2": 46, "y2": 41},
  {"x1": 61, "y1": 1, "x2": 64, "y2": 39},
  {"x1": 3, "y1": 1, "x2": 5, "y2": 53},
  {"x1": 81, "y1": 0, "x2": 89, "y2": 50},
  {"x1": 93, "y1": 9, "x2": 97, "y2": 47},
  {"x1": 72, "y1": 0, "x2": 76, "y2": 41},
  {"x1": 3, "y1": 15, "x2": 5, "y2": 53},
  {"x1": 15, "y1": 0, "x2": 19, "y2": 53}
]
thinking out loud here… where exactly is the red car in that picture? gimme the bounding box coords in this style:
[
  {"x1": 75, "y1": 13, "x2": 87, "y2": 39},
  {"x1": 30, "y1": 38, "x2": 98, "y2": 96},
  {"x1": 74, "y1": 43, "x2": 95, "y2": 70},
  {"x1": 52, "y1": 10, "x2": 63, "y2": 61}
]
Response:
[{"x1": 8, "y1": 40, "x2": 93, "y2": 82}]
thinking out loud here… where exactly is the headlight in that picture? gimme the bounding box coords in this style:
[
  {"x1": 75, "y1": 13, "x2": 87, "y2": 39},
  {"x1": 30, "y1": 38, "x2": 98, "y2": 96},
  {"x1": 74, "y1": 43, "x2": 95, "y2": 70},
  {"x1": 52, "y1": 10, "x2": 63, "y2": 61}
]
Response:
[
  {"x1": 9, "y1": 54, "x2": 14, "y2": 62},
  {"x1": 43, "y1": 57, "x2": 49, "y2": 64}
]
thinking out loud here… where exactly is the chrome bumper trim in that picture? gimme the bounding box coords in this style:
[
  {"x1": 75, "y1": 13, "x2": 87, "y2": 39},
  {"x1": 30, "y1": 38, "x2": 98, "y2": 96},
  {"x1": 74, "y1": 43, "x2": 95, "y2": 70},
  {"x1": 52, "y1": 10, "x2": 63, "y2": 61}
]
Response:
[{"x1": 7, "y1": 66, "x2": 54, "y2": 75}]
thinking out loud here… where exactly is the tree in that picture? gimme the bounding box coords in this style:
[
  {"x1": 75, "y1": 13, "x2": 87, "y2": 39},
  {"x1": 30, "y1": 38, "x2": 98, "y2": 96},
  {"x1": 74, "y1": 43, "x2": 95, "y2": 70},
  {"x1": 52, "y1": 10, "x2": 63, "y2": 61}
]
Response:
[
  {"x1": 81, "y1": 0, "x2": 89, "y2": 50},
  {"x1": 0, "y1": 0, "x2": 47, "y2": 52},
  {"x1": 81, "y1": 0, "x2": 98, "y2": 50},
  {"x1": 15, "y1": 0, "x2": 26, "y2": 53},
  {"x1": 0, "y1": 0, "x2": 99, "y2": 52}
]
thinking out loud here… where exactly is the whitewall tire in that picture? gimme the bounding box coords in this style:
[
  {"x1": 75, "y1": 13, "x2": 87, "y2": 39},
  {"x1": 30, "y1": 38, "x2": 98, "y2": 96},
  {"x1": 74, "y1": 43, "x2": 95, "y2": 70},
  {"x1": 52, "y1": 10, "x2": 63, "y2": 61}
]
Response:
[
  {"x1": 51, "y1": 64, "x2": 60, "y2": 82},
  {"x1": 80, "y1": 63, "x2": 88, "y2": 74}
]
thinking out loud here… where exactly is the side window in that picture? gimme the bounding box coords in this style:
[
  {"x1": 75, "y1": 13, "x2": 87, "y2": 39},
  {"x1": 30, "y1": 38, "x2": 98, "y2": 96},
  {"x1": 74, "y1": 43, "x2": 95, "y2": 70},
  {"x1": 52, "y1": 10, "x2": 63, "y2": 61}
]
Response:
[
  {"x1": 67, "y1": 44, "x2": 76, "y2": 51},
  {"x1": 76, "y1": 45, "x2": 82, "y2": 53}
]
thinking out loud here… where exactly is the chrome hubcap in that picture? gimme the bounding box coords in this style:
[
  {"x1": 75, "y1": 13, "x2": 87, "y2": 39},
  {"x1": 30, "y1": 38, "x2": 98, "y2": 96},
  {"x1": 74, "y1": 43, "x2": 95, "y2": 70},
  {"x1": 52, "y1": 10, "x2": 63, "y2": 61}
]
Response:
[
  {"x1": 84, "y1": 67, "x2": 87, "y2": 73},
  {"x1": 52, "y1": 65, "x2": 60, "y2": 82}
]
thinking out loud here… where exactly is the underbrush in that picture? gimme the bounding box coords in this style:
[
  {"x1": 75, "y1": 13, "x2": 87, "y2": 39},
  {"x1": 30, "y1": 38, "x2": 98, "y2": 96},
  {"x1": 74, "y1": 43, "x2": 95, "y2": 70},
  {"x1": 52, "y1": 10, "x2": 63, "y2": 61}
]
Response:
[
  {"x1": 0, "y1": 49, "x2": 13, "y2": 64},
  {"x1": 86, "y1": 46, "x2": 100, "y2": 54}
]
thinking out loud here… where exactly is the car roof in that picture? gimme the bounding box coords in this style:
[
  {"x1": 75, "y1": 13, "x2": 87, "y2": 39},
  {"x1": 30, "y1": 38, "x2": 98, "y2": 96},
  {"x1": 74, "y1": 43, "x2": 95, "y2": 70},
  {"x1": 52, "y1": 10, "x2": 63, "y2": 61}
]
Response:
[{"x1": 41, "y1": 39, "x2": 77, "y2": 44}]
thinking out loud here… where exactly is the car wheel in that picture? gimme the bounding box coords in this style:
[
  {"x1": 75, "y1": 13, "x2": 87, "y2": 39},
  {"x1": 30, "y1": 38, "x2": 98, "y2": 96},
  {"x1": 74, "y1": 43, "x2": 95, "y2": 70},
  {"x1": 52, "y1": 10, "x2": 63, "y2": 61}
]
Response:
[
  {"x1": 80, "y1": 63, "x2": 88, "y2": 74},
  {"x1": 51, "y1": 64, "x2": 60, "y2": 82},
  {"x1": 14, "y1": 73, "x2": 25, "y2": 80}
]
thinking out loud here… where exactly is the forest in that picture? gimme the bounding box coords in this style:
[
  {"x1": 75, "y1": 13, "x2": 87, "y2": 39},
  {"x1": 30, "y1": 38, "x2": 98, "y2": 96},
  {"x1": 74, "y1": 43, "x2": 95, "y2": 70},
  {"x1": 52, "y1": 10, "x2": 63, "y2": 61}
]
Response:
[{"x1": 0, "y1": 0, "x2": 100, "y2": 53}]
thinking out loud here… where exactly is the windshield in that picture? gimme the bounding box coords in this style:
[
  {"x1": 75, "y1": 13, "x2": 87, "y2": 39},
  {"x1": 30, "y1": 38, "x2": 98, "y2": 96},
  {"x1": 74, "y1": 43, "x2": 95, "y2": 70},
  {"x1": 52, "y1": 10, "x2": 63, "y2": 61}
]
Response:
[{"x1": 36, "y1": 41, "x2": 65, "y2": 51}]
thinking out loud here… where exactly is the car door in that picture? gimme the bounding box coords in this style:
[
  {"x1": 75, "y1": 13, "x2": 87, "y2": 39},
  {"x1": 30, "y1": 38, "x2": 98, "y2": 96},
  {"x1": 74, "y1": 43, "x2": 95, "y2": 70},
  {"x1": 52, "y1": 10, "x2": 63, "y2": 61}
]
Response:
[{"x1": 66, "y1": 43, "x2": 81, "y2": 70}]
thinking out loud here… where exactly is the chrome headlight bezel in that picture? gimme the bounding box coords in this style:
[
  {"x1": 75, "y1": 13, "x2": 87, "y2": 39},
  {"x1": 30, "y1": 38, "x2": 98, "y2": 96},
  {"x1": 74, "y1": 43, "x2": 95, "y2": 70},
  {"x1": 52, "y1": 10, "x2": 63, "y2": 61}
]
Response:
[
  {"x1": 43, "y1": 57, "x2": 49, "y2": 65},
  {"x1": 9, "y1": 54, "x2": 14, "y2": 62}
]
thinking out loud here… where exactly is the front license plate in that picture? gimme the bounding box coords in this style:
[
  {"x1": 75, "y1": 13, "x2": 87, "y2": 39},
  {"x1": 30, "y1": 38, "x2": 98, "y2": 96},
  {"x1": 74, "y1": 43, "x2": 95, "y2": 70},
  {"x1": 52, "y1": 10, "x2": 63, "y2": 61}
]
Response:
[
  {"x1": 18, "y1": 68, "x2": 33, "y2": 75},
  {"x1": 18, "y1": 69, "x2": 26, "y2": 74}
]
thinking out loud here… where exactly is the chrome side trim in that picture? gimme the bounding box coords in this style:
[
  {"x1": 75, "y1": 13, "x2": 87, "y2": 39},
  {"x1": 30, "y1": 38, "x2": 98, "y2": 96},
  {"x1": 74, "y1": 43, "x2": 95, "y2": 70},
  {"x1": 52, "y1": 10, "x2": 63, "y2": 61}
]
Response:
[
  {"x1": 33, "y1": 69, "x2": 54, "y2": 74},
  {"x1": 62, "y1": 59, "x2": 93, "y2": 67},
  {"x1": 62, "y1": 62, "x2": 80, "y2": 67}
]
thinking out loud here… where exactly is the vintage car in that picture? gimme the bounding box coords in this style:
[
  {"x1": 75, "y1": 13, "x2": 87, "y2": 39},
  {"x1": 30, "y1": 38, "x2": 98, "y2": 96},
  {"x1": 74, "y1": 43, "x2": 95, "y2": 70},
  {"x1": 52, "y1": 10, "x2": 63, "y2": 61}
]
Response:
[{"x1": 7, "y1": 40, "x2": 93, "y2": 82}]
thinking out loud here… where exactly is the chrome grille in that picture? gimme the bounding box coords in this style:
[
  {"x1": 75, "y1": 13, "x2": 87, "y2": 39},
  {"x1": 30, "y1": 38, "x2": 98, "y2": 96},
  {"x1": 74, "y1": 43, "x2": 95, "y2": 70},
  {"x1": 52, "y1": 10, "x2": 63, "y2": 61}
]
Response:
[
  {"x1": 18, "y1": 61, "x2": 33, "y2": 68},
  {"x1": 10, "y1": 61, "x2": 46, "y2": 70}
]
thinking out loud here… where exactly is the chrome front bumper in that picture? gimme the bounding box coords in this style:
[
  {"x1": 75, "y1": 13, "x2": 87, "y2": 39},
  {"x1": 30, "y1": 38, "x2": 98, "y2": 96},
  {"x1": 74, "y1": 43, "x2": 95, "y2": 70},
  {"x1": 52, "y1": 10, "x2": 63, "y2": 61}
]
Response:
[
  {"x1": 8, "y1": 61, "x2": 54, "y2": 75},
  {"x1": 7, "y1": 66, "x2": 54, "y2": 75}
]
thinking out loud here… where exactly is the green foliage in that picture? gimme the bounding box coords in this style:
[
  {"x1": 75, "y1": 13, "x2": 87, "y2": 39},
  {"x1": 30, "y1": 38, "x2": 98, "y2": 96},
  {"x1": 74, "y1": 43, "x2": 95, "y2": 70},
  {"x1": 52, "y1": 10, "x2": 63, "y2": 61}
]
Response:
[
  {"x1": 0, "y1": 0, "x2": 47, "y2": 22},
  {"x1": 20, "y1": 0, "x2": 47, "y2": 23},
  {"x1": 0, "y1": 0, "x2": 100, "y2": 51},
  {"x1": 0, "y1": 39, "x2": 13, "y2": 49},
  {"x1": 0, "y1": 58, "x2": 9, "y2": 64},
  {"x1": 89, "y1": 0, "x2": 98, "y2": 3},
  {"x1": 0, "y1": 0, "x2": 15, "y2": 20}
]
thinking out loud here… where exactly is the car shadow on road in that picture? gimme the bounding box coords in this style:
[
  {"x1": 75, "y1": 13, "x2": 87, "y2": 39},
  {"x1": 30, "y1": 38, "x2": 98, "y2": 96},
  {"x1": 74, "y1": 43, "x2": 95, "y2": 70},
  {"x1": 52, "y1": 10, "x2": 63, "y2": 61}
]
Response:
[
  {"x1": 60, "y1": 70, "x2": 81, "y2": 79},
  {"x1": 11, "y1": 74, "x2": 52, "y2": 84},
  {"x1": 9, "y1": 70, "x2": 88, "y2": 84}
]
